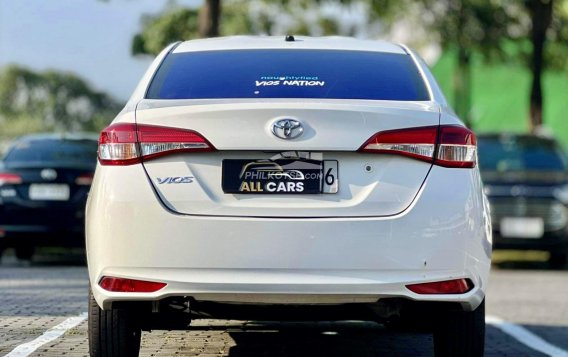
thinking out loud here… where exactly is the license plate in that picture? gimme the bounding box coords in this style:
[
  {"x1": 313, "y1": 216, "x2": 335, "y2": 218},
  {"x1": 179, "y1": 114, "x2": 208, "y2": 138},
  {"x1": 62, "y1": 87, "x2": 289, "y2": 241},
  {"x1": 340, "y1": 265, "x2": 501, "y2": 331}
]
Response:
[
  {"x1": 29, "y1": 184, "x2": 70, "y2": 201},
  {"x1": 222, "y1": 159, "x2": 338, "y2": 194},
  {"x1": 500, "y1": 217, "x2": 544, "y2": 239}
]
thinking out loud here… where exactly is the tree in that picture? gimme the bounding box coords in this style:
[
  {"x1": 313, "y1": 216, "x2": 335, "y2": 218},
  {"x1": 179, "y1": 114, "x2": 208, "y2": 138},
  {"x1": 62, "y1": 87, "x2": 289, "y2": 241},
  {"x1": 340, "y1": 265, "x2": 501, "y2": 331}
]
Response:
[
  {"x1": 0, "y1": 65, "x2": 120, "y2": 136},
  {"x1": 526, "y1": 0, "x2": 553, "y2": 131},
  {"x1": 199, "y1": 0, "x2": 222, "y2": 37},
  {"x1": 363, "y1": 0, "x2": 514, "y2": 127},
  {"x1": 520, "y1": 0, "x2": 568, "y2": 132},
  {"x1": 132, "y1": 7, "x2": 201, "y2": 55},
  {"x1": 132, "y1": 0, "x2": 379, "y2": 56},
  {"x1": 132, "y1": 1, "x2": 253, "y2": 56}
]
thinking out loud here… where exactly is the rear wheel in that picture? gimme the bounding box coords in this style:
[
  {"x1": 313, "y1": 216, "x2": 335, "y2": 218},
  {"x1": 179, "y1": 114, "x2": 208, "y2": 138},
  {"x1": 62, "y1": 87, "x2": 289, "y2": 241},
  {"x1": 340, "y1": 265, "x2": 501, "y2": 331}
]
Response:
[
  {"x1": 88, "y1": 289, "x2": 141, "y2": 357},
  {"x1": 433, "y1": 300, "x2": 485, "y2": 357}
]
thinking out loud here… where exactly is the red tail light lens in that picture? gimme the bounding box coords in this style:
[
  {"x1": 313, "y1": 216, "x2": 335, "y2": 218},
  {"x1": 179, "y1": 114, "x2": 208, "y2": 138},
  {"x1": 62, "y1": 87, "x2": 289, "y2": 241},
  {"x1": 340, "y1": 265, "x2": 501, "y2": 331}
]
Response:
[
  {"x1": 359, "y1": 125, "x2": 477, "y2": 168},
  {"x1": 99, "y1": 276, "x2": 167, "y2": 293},
  {"x1": 0, "y1": 173, "x2": 22, "y2": 186},
  {"x1": 98, "y1": 123, "x2": 214, "y2": 166},
  {"x1": 75, "y1": 173, "x2": 94, "y2": 186},
  {"x1": 406, "y1": 278, "x2": 473, "y2": 294}
]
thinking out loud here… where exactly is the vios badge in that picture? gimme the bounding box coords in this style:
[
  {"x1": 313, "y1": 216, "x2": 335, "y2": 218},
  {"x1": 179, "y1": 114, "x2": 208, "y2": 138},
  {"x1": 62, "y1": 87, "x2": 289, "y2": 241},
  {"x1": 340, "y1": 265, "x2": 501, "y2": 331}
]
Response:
[{"x1": 272, "y1": 119, "x2": 304, "y2": 140}]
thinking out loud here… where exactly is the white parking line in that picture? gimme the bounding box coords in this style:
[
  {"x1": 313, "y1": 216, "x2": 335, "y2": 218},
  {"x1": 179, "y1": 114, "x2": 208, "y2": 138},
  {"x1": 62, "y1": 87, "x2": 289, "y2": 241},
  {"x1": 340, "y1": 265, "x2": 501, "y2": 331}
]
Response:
[
  {"x1": 5, "y1": 312, "x2": 87, "y2": 357},
  {"x1": 487, "y1": 315, "x2": 568, "y2": 357},
  {"x1": 4, "y1": 312, "x2": 567, "y2": 356}
]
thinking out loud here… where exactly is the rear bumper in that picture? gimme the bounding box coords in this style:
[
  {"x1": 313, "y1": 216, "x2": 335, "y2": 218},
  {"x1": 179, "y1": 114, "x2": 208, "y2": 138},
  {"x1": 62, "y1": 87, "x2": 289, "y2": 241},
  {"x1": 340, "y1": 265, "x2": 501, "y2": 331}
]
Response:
[
  {"x1": 92, "y1": 267, "x2": 486, "y2": 312},
  {"x1": 87, "y1": 164, "x2": 492, "y2": 312}
]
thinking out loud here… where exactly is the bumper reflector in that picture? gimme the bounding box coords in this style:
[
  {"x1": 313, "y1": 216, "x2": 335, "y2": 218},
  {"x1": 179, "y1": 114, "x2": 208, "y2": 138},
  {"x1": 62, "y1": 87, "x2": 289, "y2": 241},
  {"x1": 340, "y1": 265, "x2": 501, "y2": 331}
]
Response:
[
  {"x1": 99, "y1": 276, "x2": 167, "y2": 293},
  {"x1": 406, "y1": 278, "x2": 473, "y2": 294}
]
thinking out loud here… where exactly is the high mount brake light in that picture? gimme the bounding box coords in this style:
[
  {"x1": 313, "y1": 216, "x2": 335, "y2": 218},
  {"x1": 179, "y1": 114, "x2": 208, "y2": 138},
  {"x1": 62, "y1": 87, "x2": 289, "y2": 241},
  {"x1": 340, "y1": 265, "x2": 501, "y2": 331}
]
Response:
[
  {"x1": 359, "y1": 125, "x2": 477, "y2": 168},
  {"x1": 98, "y1": 123, "x2": 214, "y2": 166},
  {"x1": 0, "y1": 173, "x2": 22, "y2": 186}
]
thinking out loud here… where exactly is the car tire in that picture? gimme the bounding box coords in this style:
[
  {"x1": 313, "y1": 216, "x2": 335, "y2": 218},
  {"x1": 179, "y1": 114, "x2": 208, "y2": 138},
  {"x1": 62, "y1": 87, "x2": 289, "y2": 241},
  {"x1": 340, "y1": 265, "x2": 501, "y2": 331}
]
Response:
[
  {"x1": 549, "y1": 252, "x2": 567, "y2": 269},
  {"x1": 88, "y1": 289, "x2": 141, "y2": 357},
  {"x1": 433, "y1": 300, "x2": 485, "y2": 357},
  {"x1": 15, "y1": 246, "x2": 34, "y2": 261}
]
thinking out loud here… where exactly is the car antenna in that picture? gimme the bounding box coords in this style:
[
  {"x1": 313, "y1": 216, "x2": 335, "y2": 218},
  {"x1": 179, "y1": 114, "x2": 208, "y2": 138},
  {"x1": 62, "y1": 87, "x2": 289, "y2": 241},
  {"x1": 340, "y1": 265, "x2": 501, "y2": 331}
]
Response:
[{"x1": 285, "y1": 35, "x2": 295, "y2": 42}]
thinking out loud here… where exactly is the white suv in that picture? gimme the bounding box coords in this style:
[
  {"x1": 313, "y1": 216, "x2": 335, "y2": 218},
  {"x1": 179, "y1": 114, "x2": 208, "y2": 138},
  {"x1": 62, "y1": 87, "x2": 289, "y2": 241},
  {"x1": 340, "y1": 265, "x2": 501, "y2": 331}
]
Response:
[{"x1": 87, "y1": 36, "x2": 491, "y2": 357}]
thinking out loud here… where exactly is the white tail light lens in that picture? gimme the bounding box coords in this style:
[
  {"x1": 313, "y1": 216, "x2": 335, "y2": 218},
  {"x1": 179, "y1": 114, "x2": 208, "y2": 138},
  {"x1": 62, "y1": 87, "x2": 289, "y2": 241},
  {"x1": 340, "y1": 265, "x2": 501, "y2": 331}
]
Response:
[
  {"x1": 98, "y1": 123, "x2": 214, "y2": 166},
  {"x1": 360, "y1": 125, "x2": 477, "y2": 168},
  {"x1": 137, "y1": 124, "x2": 212, "y2": 160},
  {"x1": 359, "y1": 126, "x2": 438, "y2": 163},
  {"x1": 435, "y1": 126, "x2": 477, "y2": 168}
]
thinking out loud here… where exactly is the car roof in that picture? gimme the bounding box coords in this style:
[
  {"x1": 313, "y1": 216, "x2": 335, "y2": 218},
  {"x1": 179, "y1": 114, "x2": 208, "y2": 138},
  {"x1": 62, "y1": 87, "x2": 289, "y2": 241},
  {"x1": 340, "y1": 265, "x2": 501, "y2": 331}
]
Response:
[
  {"x1": 16, "y1": 132, "x2": 99, "y2": 142},
  {"x1": 173, "y1": 36, "x2": 407, "y2": 55}
]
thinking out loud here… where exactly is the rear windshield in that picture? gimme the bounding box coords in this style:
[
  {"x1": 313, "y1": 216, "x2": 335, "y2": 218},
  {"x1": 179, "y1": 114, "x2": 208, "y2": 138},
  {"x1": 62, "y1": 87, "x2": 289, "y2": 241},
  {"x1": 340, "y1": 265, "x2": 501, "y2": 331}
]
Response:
[
  {"x1": 146, "y1": 49, "x2": 430, "y2": 101},
  {"x1": 4, "y1": 139, "x2": 98, "y2": 166},
  {"x1": 478, "y1": 136, "x2": 568, "y2": 171}
]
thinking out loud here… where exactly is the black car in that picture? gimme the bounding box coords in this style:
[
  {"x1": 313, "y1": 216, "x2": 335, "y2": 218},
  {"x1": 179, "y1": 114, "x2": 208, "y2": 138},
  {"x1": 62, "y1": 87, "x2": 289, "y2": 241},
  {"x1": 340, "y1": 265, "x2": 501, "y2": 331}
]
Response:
[
  {"x1": 0, "y1": 133, "x2": 98, "y2": 260},
  {"x1": 478, "y1": 133, "x2": 568, "y2": 268}
]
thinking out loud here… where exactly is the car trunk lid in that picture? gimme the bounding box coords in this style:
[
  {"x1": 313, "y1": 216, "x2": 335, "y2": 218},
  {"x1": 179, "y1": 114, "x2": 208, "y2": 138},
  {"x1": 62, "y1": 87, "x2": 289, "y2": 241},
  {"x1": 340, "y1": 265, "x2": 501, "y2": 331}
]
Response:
[{"x1": 136, "y1": 99, "x2": 440, "y2": 218}]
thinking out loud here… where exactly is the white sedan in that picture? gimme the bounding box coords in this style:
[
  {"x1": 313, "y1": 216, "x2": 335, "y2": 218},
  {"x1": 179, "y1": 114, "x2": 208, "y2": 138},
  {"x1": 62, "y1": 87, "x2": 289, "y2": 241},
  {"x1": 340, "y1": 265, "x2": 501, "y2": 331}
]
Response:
[{"x1": 86, "y1": 36, "x2": 491, "y2": 357}]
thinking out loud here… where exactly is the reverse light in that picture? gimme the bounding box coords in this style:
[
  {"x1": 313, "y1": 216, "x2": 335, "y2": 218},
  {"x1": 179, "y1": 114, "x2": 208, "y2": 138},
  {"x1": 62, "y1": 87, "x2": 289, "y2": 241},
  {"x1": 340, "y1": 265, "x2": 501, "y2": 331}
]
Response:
[
  {"x1": 0, "y1": 173, "x2": 22, "y2": 186},
  {"x1": 99, "y1": 276, "x2": 167, "y2": 293},
  {"x1": 359, "y1": 125, "x2": 477, "y2": 168},
  {"x1": 406, "y1": 278, "x2": 473, "y2": 294},
  {"x1": 98, "y1": 123, "x2": 214, "y2": 166}
]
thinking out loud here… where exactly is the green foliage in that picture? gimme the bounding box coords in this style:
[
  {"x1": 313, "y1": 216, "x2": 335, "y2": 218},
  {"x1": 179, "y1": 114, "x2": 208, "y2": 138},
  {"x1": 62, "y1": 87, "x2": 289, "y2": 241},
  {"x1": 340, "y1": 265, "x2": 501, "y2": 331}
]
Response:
[
  {"x1": 132, "y1": 2, "x2": 255, "y2": 56},
  {"x1": 131, "y1": 0, "x2": 380, "y2": 56},
  {"x1": 524, "y1": 0, "x2": 568, "y2": 71},
  {"x1": 132, "y1": 8, "x2": 200, "y2": 56},
  {"x1": 0, "y1": 65, "x2": 120, "y2": 138}
]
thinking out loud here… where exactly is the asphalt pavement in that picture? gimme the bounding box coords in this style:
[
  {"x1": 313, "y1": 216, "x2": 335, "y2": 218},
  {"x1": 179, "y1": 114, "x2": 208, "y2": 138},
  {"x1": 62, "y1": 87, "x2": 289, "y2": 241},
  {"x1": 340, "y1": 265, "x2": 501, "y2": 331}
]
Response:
[{"x1": 0, "y1": 251, "x2": 567, "y2": 357}]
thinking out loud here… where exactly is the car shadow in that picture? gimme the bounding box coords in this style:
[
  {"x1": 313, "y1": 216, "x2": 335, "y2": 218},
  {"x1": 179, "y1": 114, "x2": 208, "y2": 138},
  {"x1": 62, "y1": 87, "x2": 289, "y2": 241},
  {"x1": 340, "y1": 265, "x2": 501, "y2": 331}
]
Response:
[
  {"x1": 172, "y1": 321, "x2": 560, "y2": 356},
  {"x1": 219, "y1": 321, "x2": 434, "y2": 357}
]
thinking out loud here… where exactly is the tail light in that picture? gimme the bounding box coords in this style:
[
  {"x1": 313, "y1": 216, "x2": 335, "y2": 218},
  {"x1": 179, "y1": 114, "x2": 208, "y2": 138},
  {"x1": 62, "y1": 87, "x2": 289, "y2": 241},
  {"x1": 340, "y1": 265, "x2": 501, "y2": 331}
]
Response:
[
  {"x1": 0, "y1": 173, "x2": 22, "y2": 186},
  {"x1": 98, "y1": 123, "x2": 214, "y2": 166},
  {"x1": 75, "y1": 173, "x2": 94, "y2": 186},
  {"x1": 406, "y1": 278, "x2": 473, "y2": 294},
  {"x1": 359, "y1": 126, "x2": 437, "y2": 163},
  {"x1": 359, "y1": 125, "x2": 477, "y2": 168},
  {"x1": 435, "y1": 126, "x2": 477, "y2": 168},
  {"x1": 99, "y1": 276, "x2": 167, "y2": 293}
]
